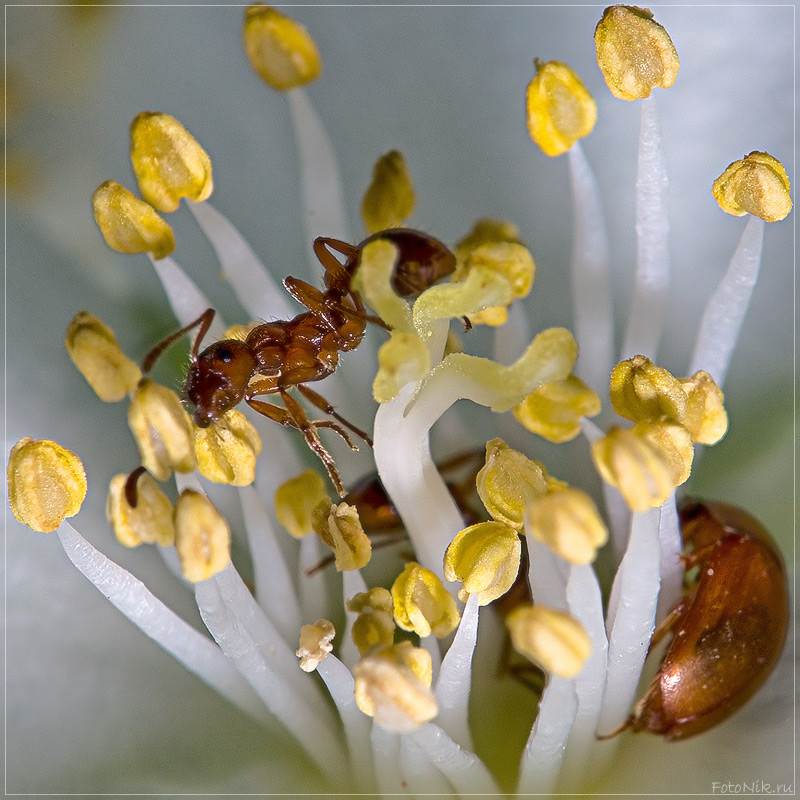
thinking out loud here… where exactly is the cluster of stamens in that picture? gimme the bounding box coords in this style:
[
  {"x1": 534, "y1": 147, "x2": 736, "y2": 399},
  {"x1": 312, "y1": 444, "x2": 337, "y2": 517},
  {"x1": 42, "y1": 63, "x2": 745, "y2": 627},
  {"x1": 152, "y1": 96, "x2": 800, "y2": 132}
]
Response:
[{"x1": 7, "y1": 3, "x2": 792, "y2": 796}]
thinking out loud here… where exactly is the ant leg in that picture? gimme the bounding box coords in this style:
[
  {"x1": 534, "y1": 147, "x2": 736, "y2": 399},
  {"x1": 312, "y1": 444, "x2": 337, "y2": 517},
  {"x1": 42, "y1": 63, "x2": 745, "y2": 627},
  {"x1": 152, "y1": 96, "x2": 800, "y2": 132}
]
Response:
[
  {"x1": 247, "y1": 392, "x2": 350, "y2": 497},
  {"x1": 314, "y1": 237, "x2": 360, "y2": 290},
  {"x1": 296, "y1": 384, "x2": 374, "y2": 447},
  {"x1": 649, "y1": 597, "x2": 688, "y2": 651},
  {"x1": 305, "y1": 530, "x2": 406, "y2": 576},
  {"x1": 142, "y1": 308, "x2": 216, "y2": 372}
]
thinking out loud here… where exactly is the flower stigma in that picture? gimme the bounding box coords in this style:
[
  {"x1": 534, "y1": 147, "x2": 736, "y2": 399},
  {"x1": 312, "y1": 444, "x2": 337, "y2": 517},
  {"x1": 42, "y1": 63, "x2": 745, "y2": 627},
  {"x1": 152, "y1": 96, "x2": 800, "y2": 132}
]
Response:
[{"x1": 7, "y1": 3, "x2": 792, "y2": 796}]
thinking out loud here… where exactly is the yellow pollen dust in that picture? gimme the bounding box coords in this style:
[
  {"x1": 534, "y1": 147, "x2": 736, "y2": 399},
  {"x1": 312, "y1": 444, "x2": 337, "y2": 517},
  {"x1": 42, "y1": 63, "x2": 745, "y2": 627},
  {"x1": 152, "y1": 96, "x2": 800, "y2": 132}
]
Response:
[
  {"x1": 513, "y1": 374, "x2": 601, "y2": 443},
  {"x1": 65, "y1": 311, "x2": 142, "y2": 403},
  {"x1": 506, "y1": 604, "x2": 592, "y2": 680},
  {"x1": 243, "y1": 4, "x2": 322, "y2": 91},
  {"x1": 712, "y1": 151, "x2": 793, "y2": 222},
  {"x1": 353, "y1": 642, "x2": 437, "y2": 734},
  {"x1": 174, "y1": 489, "x2": 231, "y2": 583},
  {"x1": 391, "y1": 562, "x2": 460, "y2": 639},
  {"x1": 594, "y1": 5, "x2": 679, "y2": 101},
  {"x1": 107, "y1": 472, "x2": 175, "y2": 548},
  {"x1": 443, "y1": 520, "x2": 522, "y2": 605},
  {"x1": 373, "y1": 331, "x2": 430, "y2": 403},
  {"x1": 346, "y1": 588, "x2": 396, "y2": 655},
  {"x1": 130, "y1": 111, "x2": 213, "y2": 213},
  {"x1": 8, "y1": 438, "x2": 87, "y2": 533},
  {"x1": 296, "y1": 619, "x2": 336, "y2": 673},
  {"x1": 526, "y1": 58, "x2": 597, "y2": 157},
  {"x1": 361, "y1": 150, "x2": 416, "y2": 234},
  {"x1": 127, "y1": 378, "x2": 196, "y2": 482},
  {"x1": 274, "y1": 469, "x2": 329, "y2": 539},
  {"x1": 92, "y1": 180, "x2": 175, "y2": 260},
  {"x1": 193, "y1": 409, "x2": 262, "y2": 486},
  {"x1": 312, "y1": 501, "x2": 372, "y2": 571}
]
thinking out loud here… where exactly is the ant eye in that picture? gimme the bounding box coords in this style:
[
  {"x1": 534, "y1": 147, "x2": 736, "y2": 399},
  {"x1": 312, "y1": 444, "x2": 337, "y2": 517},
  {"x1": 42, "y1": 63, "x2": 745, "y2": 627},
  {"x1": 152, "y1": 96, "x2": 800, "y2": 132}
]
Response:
[{"x1": 217, "y1": 347, "x2": 233, "y2": 363}]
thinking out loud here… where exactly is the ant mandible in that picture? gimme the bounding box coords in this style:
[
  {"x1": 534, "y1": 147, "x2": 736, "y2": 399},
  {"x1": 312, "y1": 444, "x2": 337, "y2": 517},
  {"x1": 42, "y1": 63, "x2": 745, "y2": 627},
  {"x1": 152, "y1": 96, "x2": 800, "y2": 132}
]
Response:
[{"x1": 143, "y1": 229, "x2": 455, "y2": 496}]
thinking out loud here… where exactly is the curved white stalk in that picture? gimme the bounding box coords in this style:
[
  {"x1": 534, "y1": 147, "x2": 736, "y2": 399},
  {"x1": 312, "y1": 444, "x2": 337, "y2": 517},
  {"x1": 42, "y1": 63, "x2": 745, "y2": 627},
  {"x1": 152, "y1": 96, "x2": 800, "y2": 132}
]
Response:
[
  {"x1": 597, "y1": 507, "x2": 660, "y2": 736},
  {"x1": 655, "y1": 492, "x2": 683, "y2": 625},
  {"x1": 187, "y1": 200, "x2": 295, "y2": 321},
  {"x1": 56, "y1": 522, "x2": 270, "y2": 726},
  {"x1": 434, "y1": 591, "x2": 480, "y2": 751},
  {"x1": 568, "y1": 141, "x2": 613, "y2": 394},
  {"x1": 370, "y1": 727, "x2": 405, "y2": 796},
  {"x1": 149, "y1": 254, "x2": 227, "y2": 344},
  {"x1": 688, "y1": 215, "x2": 765, "y2": 388},
  {"x1": 621, "y1": 96, "x2": 671, "y2": 362},
  {"x1": 400, "y1": 735, "x2": 454, "y2": 794},
  {"x1": 340, "y1": 569, "x2": 368, "y2": 670}
]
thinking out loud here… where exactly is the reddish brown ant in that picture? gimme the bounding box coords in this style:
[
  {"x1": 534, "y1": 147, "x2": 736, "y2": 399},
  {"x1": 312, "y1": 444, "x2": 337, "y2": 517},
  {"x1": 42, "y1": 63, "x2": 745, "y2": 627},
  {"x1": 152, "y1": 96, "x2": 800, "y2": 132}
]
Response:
[
  {"x1": 603, "y1": 499, "x2": 789, "y2": 741},
  {"x1": 141, "y1": 229, "x2": 455, "y2": 496}
]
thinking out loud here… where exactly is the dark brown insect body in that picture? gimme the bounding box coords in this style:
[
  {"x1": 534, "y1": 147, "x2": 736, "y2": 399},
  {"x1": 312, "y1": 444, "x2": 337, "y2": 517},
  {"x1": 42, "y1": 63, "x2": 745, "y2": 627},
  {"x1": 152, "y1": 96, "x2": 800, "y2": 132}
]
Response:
[
  {"x1": 626, "y1": 500, "x2": 789, "y2": 740},
  {"x1": 143, "y1": 229, "x2": 455, "y2": 495}
]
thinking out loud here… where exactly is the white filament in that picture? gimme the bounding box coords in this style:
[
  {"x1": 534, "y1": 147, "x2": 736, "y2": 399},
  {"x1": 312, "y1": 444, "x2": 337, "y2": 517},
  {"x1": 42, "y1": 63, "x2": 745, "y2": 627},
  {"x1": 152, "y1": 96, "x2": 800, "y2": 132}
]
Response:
[
  {"x1": 621, "y1": 96, "x2": 671, "y2": 362},
  {"x1": 434, "y1": 591, "x2": 480, "y2": 750},
  {"x1": 149, "y1": 254, "x2": 226, "y2": 344},
  {"x1": 188, "y1": 200, "x2": 295, "y2": 321},
  {"x1": 655, "y1": 492, "x2": 683, "y2": 625},
  {"x1": 56, "y1": 522, "x2": 269, "y2": 725},
  {"x1": 597, "y1": 507, "x2": 660, "y2": 736},
  {"x1": 568, "y1": 141, "x2": 614, "y2": 395},
  {"x1": 688, "y1": 215, "x2": 765, "y2": 388}
]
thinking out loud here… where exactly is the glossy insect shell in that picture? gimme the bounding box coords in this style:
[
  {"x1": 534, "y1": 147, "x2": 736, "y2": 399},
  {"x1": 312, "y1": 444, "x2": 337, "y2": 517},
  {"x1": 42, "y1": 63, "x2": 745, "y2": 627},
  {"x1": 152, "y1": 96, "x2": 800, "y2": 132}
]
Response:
[{"x1": 630, "y1": 501, "x2": 789, "y2": 740}]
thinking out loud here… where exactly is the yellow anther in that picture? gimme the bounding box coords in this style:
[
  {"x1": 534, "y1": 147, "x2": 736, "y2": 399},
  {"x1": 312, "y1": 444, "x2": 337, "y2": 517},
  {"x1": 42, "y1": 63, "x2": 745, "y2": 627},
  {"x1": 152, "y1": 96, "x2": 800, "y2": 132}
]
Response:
[
  {"x1": 512, "y1": 374, "x2": 601, "y2": 443},
  {"x1": 476, "y1": 438, "x2": 547, "y2": 529},
  {"x1": 129, "y1": 112, "x2": 213, "y2": 213},
  {"x1": 92, "y1": 180, "x2": 176, "y2": 260},
  {"x1": 454, "y1": 241, "x2": 536, "y2": 301},
  {"x1": 680, "y1": 371, "x2": 728, "y2": 445},
  {"x1": 8, "y1": 438, "x2": 87, "y2": 533},
  {"x1": 609, "y1": 355, "x2": 687, "y2": 424},
  {"x1": 312, "y1": 501, "x2": 371, "y2": 572},
  {"x1": 526, "y1": 58, "x2": 597, "y2": 157},
  {"x1": 193, "y1": 409, "x2": 262, "y2": 486},
  {"x1": 352, "y1": 238, "x2": 413, "y2": 332},
  {"x1": 594, "y1": 5, "x2": 679, "y2": 101},
  {"x1": 274, "y1": 469, "x2": 329, "y2": 538},
  {"x1": 106, "y1": 472, "x2": 175, "y2": 548},
  {"x1": 346, "y1": 587, "x2": 396, "y2": 655},
  {"x1": 712, "y1": 151, "x2": 793, "y2": 222},
  {"x1": 454, "y1": 218, "x2": 522, "y2": 264},
  {"x1": 173, "y1": 489, "x2": 231, "y2": 583},
  {"x1": 443, "y1": 520, "x2": 521, "y2": 605},
  {"x1": 391, "y1": 562, "x2": 460, "y2": 639},
  {"x1": 591, "y1": 422, "x2": 692, "y2": 511},
  {"x1": 296, "y1": 619, "x2": 335, "y2": 673},
  {"x1": 65, "y1": 311, "x2": 142, "y2": 402},
  {"x1": 506, "y1": 604, "x2": 592, "y2": 680},
  {"x1": 354, "y1": 642, "x2": 437, "y2": 733},
  {"x1": 222, "y1": 322, "x2": 257, "y2": 341},
  {"x1": 373, "y1": 331, "x2": 430, "y2": 403},
  {"x1": 127, "y1": 378, "x2": 196, "y2": 482},
  {"x1": 242, "y1": 4, "x2": 321, "y2": 91},
  {"x1": 361, "y1": 150, "x2": 416, "y2": 234},
  {"x1": 526, "y1": 487, "x2": 608, "y2": 564},
  {"x1": 638, "y1": 419, "x2": 694, "y2": 487}
]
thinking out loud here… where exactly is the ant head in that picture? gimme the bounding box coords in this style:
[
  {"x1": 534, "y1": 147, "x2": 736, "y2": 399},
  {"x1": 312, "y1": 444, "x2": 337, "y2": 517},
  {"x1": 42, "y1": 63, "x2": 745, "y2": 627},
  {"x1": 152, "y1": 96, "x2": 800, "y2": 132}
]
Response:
[{"x1": 185, "y1": 340, "x2": 257, "y2": 427}]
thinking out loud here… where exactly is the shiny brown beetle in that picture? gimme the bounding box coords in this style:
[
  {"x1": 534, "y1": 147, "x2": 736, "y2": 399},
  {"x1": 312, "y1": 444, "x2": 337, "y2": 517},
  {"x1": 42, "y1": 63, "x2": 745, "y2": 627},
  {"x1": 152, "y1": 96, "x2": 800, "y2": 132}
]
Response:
[{"x1": 620, "y1": 500, "x2": 789, "y2": 740}]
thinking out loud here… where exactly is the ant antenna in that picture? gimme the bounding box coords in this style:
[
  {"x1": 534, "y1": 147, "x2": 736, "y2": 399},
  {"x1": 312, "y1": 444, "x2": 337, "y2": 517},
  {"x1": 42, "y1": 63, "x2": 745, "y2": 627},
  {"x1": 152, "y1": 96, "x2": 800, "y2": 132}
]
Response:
[{"x1": 142, "y1": 308, "x2": 216, "y2": 373}]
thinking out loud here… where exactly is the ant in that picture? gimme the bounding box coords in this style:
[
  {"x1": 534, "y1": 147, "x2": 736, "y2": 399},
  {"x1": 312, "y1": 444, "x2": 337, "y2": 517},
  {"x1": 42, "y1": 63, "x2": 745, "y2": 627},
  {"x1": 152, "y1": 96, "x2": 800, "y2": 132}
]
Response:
[{"x1": 141, "y1": 229, "x2": 455, "y2": 496}]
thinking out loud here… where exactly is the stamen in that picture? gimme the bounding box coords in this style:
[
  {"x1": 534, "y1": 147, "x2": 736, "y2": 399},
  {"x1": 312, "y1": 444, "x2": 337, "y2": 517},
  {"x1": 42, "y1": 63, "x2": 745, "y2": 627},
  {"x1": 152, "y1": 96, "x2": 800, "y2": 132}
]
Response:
[
  {"x1": 361, "y1": 149, "x2": 416, "y2": 234},
  {"x1": 346, "y1": 587, "x2": 396, "y2": 656},
  {"x1": 274, "y1": 468, "x2": 329, "y2": 539},
  {"x1": 609, "y1": 354, "x2": 687, "y2": 423},
  {"x1": 173, "y1": 488, "x2": 231, "y2": 583},
  {"x1": 391, "y1": 562, "x2": 460, "y2": 639},
  {"x1": 92, "y1": 180, "x2": 175, "y2": 260},
  {"x1": 655, "y1": 492, "x2": 683, "y2": 625},
  {"x1": 312, "y1": 501, "x2": 372, "y2": 572},
  {"x1": 129, "y1": 111, "x2": 213, "y2": 212},
  {"x1": 8, "y1": 438, "x2": 87, "y2": 533},
  {"x1": 296, "y1": 618, "x2": 335, "y2": 672},
  {"x1": 107, "y1": 471, "x2": 175, "y2": 548},
  {"x1": 193, "y1": 408, "x2": 262, "y2": 486},
  {"x1": 65, "y1": 311, "x2": 141, "y2": 402}
]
